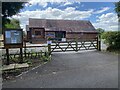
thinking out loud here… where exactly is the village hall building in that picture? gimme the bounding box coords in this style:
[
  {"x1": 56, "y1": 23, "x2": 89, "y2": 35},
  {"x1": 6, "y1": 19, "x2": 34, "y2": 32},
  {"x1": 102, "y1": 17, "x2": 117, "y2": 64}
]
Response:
[{"x1": 26, "y1": 18, "x2": 98, "y2": 43}]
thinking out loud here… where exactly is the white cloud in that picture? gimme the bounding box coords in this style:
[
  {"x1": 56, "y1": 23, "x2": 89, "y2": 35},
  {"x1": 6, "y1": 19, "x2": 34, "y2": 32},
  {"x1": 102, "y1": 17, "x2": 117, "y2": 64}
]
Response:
[
  {"x1": 25, "y1": 0, "x2": 82, "y2": 8},
  {"x1": 26, "y1": 0, "x2": 70, "y2": 7},
  {"x1": 63, "y1": 2, "x2": 73, "y2": 6},
  {"x1": 12, "y1": 7, "x2": 94, "y2": 31},
  {"x1": 93, "y1": 13, "x2": 118, "y2": 31},
  {"x1": 30, "y1": 0, "x2": 49, "y2": 7},
  {"x1": 62, "y1": 1, "x2": 81, "y2": 6},
  {"x1": 94, "y1": 7, "x2": 110, "y2": 14}
]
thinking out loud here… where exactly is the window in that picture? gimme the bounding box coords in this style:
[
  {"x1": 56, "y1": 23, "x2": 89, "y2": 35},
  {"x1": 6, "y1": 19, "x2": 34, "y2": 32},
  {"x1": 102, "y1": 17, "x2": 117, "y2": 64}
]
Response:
[{"x1": 35, "y1": 31, "x2": 41, "y2": 36}]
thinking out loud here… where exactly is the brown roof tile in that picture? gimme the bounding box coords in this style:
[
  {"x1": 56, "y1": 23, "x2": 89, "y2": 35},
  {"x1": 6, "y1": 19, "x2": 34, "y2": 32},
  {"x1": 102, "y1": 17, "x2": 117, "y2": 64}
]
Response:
[{"x1": 29, "y1": 18, "x2": 97, "y2": 33}]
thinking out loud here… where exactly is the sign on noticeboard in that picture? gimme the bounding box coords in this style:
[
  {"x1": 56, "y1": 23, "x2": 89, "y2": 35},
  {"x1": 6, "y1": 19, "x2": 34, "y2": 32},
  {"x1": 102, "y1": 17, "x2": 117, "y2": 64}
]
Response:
[
  {"x1": 4, "y1": 29, "x2": 23, "y2": 48},
  {"x1": 46, "y1": 32, "x2": 55, "y2": 38},
  {"x1": 62, "y1": 38, "x2": 66, "y2": 42},
  {"x1": 47, "y1": 41, "x2": 52, "y2": 44}
]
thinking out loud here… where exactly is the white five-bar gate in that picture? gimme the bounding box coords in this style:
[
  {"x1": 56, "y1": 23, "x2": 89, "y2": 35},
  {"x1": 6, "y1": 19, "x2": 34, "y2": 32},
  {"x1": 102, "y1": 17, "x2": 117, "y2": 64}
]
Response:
[{"x1": 48, "y1": 38, "x2": 101, "y2": 53}]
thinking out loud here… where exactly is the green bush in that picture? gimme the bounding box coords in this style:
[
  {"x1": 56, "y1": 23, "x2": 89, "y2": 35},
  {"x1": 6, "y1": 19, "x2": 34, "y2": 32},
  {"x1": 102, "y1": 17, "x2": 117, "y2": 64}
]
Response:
[
  {"x1": 102, "y1": 31, "x2": 120, "y2": 51},
  {"x1": 41, "y1": 52, "x2": 51, "y2": 62}
]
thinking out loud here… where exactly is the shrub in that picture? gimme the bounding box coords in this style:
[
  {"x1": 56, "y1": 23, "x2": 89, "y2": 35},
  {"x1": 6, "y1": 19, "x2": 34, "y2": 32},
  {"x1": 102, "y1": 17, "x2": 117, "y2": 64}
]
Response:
[
  {"x1": 41, "y1": 52, "x2": 51, "y2": 62},
  {"x1": 102, "y1": 31, "x2": 120, "y2": 51}
]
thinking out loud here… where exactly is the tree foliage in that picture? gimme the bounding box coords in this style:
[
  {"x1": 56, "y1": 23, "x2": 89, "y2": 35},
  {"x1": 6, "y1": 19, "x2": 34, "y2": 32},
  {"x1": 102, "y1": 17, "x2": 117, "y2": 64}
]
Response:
[
  {"x1": 96, "y1": 28, "x2": 105, "y2": 34},
  {"x1": 102, "y1": 31, "x2": 120, "y2": 51},
  {"x1": 96, "y1": 28, "x2": 105, "y2": 39},
  {"x1": 2, "y1": 2, "x2": 26, "y2": 29},
  {"x1": 5, "y1": 18, "x2": 21, "y2": 29},
  {"x1": 115, "y1": 1, "x2": 120, "y2": 21}
]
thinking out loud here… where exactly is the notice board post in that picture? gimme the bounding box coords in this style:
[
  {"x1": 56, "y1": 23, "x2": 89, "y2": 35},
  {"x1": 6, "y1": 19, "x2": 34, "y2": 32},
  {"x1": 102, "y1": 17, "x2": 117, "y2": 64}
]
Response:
[
  {"x1": 20, "y1": 48, "x2": 23, "y2": 63},
  {"x1": 6, "y1": 48, "x2": 9, "y2": 65},
  {"x1": 4, "y1": 29, "x2": 23, "y2": 65}
]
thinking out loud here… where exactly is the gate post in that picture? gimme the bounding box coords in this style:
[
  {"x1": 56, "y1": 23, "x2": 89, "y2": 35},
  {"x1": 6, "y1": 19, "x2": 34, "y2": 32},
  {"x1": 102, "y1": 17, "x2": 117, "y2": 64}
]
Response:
[
  {"x1": 97, "y1": 34, "x2": 101, "y2": 51},
  {"x1": 48, "y1": 44, "x2": 51, "y2": 55},
  {"x1": 97, "y1": 37, "x2": 98, "y2": 50},
  {"x1": 24, "y1": 40, "x2": 27, "y2": 58},
  {"x1": 75, "y1": 41, "x2": 78, "y2": 52}
]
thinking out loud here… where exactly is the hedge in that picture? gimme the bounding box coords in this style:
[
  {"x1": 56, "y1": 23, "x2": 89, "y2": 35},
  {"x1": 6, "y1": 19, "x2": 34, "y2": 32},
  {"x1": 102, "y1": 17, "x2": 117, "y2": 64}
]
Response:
[{"x1": 102, "y1": 31, "x2": 120, "y2": 51}]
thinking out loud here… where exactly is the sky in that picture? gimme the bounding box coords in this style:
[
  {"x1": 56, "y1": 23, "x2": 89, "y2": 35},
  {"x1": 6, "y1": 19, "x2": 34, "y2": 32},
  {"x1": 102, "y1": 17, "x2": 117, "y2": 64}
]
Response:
[{"x1": 11, "y1": 0, "x2": 119, "y2": 31}]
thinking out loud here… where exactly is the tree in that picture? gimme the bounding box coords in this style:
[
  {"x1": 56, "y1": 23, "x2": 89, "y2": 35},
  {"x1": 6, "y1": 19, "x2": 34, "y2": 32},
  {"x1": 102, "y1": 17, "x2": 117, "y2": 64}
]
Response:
[
  {"x1": 5, "y1": 18, "x2": 21, "y2": 29},
  {"x1": 2, "y1": 2, "x2": 27, "y2": 32},
  {"x1": 96, "y1": 28, "x2": 105, "y2": 37},
  {"x1": 96, "y1": 28, "x2": 105, "y2": 34},
  {"x1": 96, "y1": 28, "x2": 105, "y2": 39},
  {"x1": 115, "y1": 1, "x2": 120, "y2": 21}
]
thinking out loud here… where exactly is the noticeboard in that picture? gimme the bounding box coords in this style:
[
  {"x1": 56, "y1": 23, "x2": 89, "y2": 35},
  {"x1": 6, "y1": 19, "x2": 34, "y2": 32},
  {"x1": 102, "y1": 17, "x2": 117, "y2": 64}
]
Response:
[{"x1": 4, "y1": 29, "x2": 23, "y2": 48}]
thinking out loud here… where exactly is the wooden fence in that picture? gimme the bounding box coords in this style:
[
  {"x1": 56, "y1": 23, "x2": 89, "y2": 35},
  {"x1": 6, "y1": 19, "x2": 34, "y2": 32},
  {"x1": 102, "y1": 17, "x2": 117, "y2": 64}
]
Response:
[{"x1": 1, "y1": 43, "x2": 48, "y2": 65}]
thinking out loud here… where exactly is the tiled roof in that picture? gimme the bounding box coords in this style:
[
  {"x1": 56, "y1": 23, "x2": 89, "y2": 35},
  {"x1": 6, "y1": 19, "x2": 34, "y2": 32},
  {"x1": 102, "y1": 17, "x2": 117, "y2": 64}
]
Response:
[{"x1": 29, "y1": 18, "x2": 97, "y2": 33}]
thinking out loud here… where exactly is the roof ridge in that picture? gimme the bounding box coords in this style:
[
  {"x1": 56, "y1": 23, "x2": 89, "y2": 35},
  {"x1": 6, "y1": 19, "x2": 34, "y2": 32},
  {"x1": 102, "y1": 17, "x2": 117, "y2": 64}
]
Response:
[{"x1": 29, "y1": 18, "x2": 89, "y2": 22}]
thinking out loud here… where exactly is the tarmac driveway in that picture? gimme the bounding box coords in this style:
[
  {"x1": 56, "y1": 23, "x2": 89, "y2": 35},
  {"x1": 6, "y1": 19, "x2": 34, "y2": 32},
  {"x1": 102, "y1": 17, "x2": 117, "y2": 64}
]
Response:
[{"x1": 3, "y1": 50, "x2": 118, "y2": 88}]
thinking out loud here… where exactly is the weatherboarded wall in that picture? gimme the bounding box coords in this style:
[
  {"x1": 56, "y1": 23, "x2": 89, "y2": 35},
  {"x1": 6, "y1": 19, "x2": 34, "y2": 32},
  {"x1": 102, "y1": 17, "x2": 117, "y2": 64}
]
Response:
[
  {"x1": 27, "y1": 19, "x2": 98, "y2": 43},
  {"x1": 66, "y1": 32, "x2": 97, "y2": 40}
]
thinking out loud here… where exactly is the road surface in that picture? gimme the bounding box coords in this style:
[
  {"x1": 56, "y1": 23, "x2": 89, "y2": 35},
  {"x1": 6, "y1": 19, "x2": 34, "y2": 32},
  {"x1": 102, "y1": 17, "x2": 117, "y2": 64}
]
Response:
[{"x1": 3, "y1": 50, "x2": 118, "y2": 88}]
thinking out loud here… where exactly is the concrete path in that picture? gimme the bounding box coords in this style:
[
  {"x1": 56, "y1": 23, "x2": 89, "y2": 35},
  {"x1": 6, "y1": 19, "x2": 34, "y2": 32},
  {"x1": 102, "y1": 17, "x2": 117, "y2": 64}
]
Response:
[
  {"x1": 101, "y1": 39, "x2": 107, "y2": 50},
  {"x1": 3, "y1": 50, "x2": 118, "y2": 88}
]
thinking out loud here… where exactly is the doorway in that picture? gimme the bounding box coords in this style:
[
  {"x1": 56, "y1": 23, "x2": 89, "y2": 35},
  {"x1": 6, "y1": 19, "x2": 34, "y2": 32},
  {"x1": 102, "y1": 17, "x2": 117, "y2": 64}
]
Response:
[{"x1": 55, "y1": 31, "x2": 66, "y2": 41}]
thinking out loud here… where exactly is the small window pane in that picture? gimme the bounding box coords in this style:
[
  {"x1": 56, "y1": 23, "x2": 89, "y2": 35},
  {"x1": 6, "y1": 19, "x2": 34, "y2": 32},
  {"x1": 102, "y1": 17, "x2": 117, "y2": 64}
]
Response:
[{"x1": 35, "y1": 31, "x2": 41, "y2": 35}]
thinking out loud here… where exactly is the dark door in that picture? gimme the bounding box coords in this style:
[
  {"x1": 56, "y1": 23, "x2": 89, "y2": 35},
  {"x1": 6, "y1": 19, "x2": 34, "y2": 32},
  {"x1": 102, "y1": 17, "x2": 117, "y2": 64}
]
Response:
[{"x1": 55, "y1": 31, "x2": 66, "y2": 41}]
